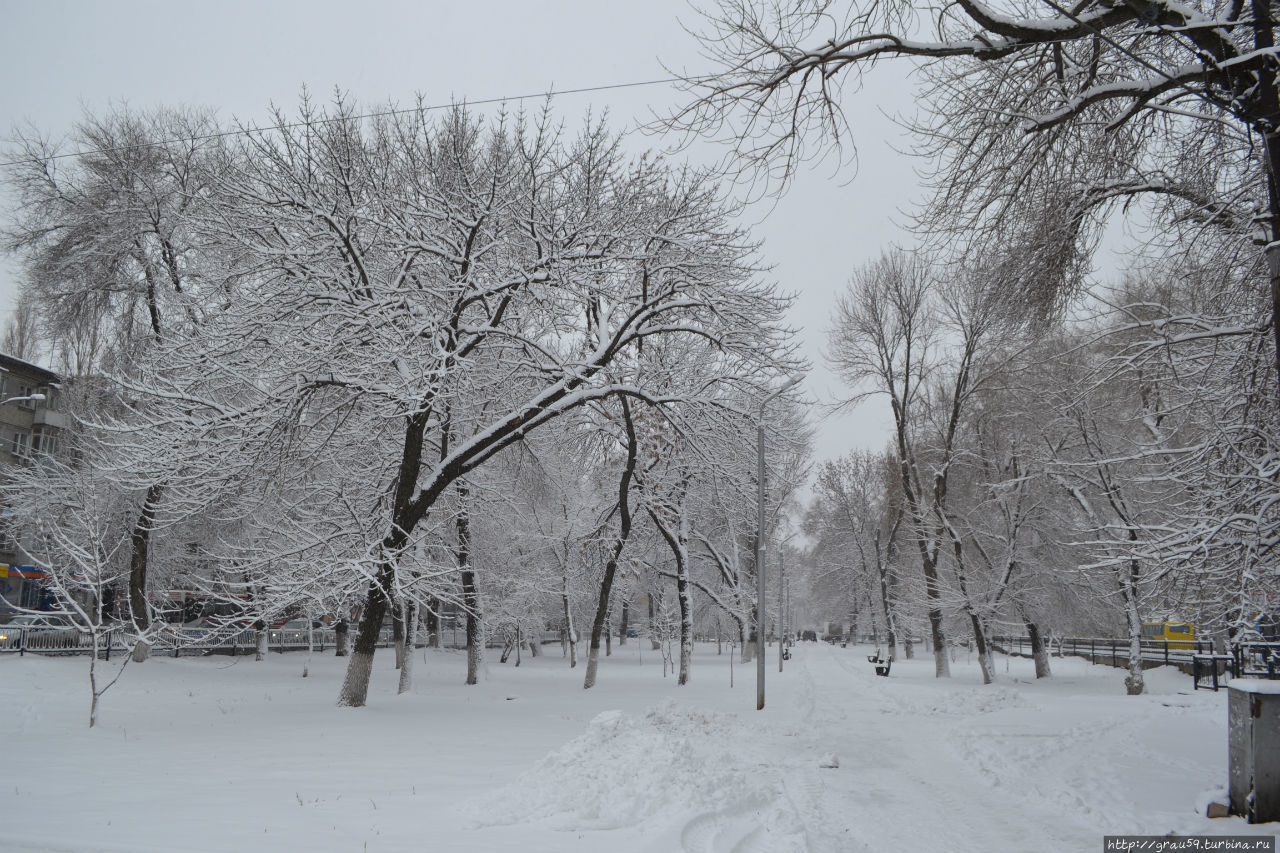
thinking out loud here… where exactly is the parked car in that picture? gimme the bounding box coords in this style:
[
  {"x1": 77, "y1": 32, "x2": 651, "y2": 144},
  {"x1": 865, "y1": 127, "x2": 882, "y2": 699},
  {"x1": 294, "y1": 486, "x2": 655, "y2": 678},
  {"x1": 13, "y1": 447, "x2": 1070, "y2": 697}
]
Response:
[{"x1": 0, "y1": 614, "x2": 89, "y2": 650}]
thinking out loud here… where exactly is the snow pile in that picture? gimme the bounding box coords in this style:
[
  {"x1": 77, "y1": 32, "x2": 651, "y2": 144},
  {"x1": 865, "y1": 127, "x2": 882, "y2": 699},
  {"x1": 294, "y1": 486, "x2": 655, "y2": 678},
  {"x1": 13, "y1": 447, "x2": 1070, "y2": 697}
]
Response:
[{"x1": 473, "y1": 699, "x2": 769, "y2": 831}]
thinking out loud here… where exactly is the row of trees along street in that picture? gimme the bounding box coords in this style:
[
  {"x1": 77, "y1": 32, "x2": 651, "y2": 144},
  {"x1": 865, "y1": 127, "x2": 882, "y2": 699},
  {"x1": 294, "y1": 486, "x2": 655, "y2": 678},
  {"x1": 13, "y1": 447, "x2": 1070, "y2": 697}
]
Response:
[
  {"x1": 4, "y1": 0, "x2": 1280, "y2": 719},
  {"x1": 673, "y1": 0, "x2": 1280, "y2": 696}
]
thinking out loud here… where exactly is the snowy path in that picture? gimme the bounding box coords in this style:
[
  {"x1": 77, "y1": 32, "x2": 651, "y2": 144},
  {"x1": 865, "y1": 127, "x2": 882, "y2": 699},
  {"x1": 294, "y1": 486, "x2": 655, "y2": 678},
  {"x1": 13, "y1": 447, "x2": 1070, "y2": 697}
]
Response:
[
  {"x1": 658, "y1": 644, "x2": 1098, "y2": 853},
  {"x1": 1, "y1": 640, "x2": 1269, "y2": 852},
  {"x1": 610, "y1": 644, "x2": 1100, "y2": 853},
  {"x1": 481, "y1": 642, "x2": 1251, "y2": 853}
]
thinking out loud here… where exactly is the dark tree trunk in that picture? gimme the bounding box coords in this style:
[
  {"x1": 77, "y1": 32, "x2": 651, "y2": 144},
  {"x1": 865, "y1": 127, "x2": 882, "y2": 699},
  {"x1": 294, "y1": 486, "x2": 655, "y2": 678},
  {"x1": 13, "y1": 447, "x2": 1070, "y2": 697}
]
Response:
[
  {"x1": 648, "y1": 592, "x2": 663, "y2": 651},
  {"x1": 878, "y1": 564, "x2": 898, "y2": 660},
  {"x1": 337, "y1": 559, "x2": 396, "y2": 706},
  {"x1": 924, "y1": 560, "x2": 950, "y2": 677},
  {"x1": 458, "y1": 483, "x2": 481, "y2": 686},
  {"x1": 128, "y1": 484, "x2": 163, "y2": 663},
  {"x1": 337, "y1": 402, "x2": 430, "y2": 707},
  {"x1": 646, "y1": 478, "x2": 693, "y2": 685},
  {"x1": 1024, "y1": 615, "x2": 1051, "y2": 678},
  {"x1": 584, "y1": 399, "x2": 638, "y2": 689},
  {"x1": 425, "y1": 597, "x2": 440, "y2": 649},
  {"x1": 561, "y1": 567, "x2": 577, "y2": 668},
  {"x1": 968, "y1": 610, "x2": 994, "y2": 685}
]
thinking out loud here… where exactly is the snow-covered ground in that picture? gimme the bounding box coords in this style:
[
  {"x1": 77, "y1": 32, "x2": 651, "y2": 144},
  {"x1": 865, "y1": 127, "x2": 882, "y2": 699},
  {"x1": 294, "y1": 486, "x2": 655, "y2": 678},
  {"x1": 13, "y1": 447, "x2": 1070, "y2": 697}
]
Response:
[{"x1": 1, "y1": 641, "x2": 1273, "y2": 852}]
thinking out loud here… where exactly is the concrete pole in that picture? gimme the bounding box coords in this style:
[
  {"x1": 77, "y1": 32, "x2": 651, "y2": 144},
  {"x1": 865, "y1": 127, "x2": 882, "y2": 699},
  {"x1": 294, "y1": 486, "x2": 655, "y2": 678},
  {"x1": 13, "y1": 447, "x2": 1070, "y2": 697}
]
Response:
[
  {"x1": 753, "y1": 376, "x2": 800, "y2": 711},
  {"x1": 756, "y1": 418, "x2": 766, "y2": 711}
]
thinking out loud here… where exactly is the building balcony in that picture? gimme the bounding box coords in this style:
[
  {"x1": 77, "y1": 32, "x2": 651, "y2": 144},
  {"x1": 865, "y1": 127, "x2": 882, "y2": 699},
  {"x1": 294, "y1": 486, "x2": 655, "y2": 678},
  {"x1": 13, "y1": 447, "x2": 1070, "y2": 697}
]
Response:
[{"x1": 32, "y1": 408, "x2": 67, "y2": 430}]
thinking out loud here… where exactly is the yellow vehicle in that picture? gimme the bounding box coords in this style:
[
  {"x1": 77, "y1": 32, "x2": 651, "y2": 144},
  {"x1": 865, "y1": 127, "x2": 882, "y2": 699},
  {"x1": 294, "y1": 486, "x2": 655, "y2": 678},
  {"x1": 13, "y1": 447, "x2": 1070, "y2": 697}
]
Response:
[{"x1": 1141, "y1": 621, "x2": 1196, "y2": 649}]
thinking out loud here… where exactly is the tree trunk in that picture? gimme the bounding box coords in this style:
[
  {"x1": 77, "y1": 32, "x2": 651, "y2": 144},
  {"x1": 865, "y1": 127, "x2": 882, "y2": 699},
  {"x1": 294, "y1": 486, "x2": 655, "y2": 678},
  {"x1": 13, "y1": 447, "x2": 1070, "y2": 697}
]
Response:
[
  {"x1": 447, "y1": 476, "x2": 482, "y2": 685},
  {"x1": 648, "y1": 489, "x2": 694, "y2": 686},
  {"x1": 1024, "y1": 616, "x2": 1051, "y2": 679},
  {"x1": 648, "y1": 592, "x2": 662, "y2": 651},
  {"x1": 584, "y1": 399, "x2": 638, "y2": 690},
  {"x1": 461, "y1": 575, "x2": 482, "y2": 686},
  {"x1": 397, "y1": 600, "x2": 417, "y2": 695},
  {"x1": 562, "y1": 567, "x2": 577, "y2": 668},
  {"x1": 127, "y1": 484, "x2": 163, "y2": 663},
  {"x1": 676, "y1": 576, "x2": 692, "y2": 684},
  {"x1": 500, "y1": 636, "x2": 514, "y2": 663},
  {"x1": 877, "y1": 558, "x2": 899, "y2": 660},
  {"x1": 675, "y1": 516, "x2": 693, "y2": 685},
  {"x1": 618, "y1": 599, "x2": 629, "y2": 645},
  {"x1": 968, "y1": 611, "x2": 995, "y2": 685},
  {"x1": 392, "y1": 599, "x2": 406, "y2": 670},
  {"x1": 338, "y1": 560, "x2": 395, "y2": 707},
  {"x1": 425, "y1": 597, "x2": 440, "y2": 649},
  {"x1": 925, "y1": 575, "x2": 950, "y2": 677},
  {"x1": 335, "y1": 622, "x2": 349, "y2": 657},
  {"x1": 1122, "y1": 559, "x2": 1145, "y2": 695},
  {"x1": 338, "y1": 400, "x2": 430, "y2": 707}
]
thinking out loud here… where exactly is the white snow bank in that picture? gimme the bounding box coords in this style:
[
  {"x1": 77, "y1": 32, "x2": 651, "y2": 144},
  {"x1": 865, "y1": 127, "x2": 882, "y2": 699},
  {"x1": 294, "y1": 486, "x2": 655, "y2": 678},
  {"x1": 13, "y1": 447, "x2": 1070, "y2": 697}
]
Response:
[
  {"x1": 473, "y1": 699, "x2": 770, "y2": 831},
  {"x1": 1229, "y1": 678, "x2": 1280, "y2": 694}
]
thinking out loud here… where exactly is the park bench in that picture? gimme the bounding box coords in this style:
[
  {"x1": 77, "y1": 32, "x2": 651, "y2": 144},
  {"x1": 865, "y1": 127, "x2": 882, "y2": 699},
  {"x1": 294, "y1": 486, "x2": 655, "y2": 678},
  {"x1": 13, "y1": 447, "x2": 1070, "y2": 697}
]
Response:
[{"x1": 867, "y1": 654, "x2": 892, "y2": 677}]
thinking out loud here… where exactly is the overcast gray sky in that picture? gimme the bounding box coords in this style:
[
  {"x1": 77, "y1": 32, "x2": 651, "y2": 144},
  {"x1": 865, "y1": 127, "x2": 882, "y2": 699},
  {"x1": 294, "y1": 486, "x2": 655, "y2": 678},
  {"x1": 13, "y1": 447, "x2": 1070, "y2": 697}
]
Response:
[{"x1": 0, "y1": 0, "x2": 924, "y2": 459}]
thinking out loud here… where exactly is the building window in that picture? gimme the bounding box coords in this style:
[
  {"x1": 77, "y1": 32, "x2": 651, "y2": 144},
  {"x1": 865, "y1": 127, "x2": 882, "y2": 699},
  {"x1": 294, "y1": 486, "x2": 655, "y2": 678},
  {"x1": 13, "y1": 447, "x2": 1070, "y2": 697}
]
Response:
[
  {"x1": 13, "y1": 385, "x2": 37, "y2": 409},
  {"x1": 11, "y1": 431, "x2": 30, "y2": 457},
  {"x1": 31, "y1": 431, "x2": 56, "y2": 456}
]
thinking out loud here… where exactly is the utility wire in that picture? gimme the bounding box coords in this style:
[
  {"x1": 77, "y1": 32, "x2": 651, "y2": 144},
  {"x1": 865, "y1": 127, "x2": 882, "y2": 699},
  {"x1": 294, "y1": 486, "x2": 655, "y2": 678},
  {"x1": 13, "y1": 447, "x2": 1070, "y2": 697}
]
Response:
[{"x1": 0, "y1": 74, "x2": 718, "y2": 170}]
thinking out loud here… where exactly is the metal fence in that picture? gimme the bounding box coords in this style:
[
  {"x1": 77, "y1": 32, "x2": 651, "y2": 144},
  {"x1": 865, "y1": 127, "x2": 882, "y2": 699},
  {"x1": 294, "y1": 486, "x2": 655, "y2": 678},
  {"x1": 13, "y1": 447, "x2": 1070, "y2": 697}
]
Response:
[
  {"x1": 0, "y1": 623, "x2": 573, "y2": 658},
  {"x1": 994, "y1": 634, "x2": 1280, "y2": 690},
  {"x1": 993, "y1": 635, "x2": 1212, "y2": 667},
  {"x1": 1, "y1": 624, "x2": 366, "y2": 658},
  {"x1": 1191, "y1": 642, "x2": 1280, "y2": 690}
]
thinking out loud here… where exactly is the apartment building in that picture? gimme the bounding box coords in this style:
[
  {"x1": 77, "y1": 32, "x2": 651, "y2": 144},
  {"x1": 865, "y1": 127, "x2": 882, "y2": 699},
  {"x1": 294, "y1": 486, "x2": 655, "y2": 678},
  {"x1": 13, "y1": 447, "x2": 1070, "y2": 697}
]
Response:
[{"x1": 0, "y1": 352, "x2": 64, "y2": 615}]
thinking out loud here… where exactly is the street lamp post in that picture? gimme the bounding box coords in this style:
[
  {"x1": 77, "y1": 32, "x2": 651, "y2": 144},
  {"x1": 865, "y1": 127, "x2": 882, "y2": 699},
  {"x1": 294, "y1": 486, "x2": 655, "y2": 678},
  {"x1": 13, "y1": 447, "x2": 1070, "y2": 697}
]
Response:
[
  {"x1": 755, "y1": 415, "x2": 766, "y2": 710},
  {"x1": 754, "y1": 377, "x2": 800, "y2": 711},
  {"x1": 1, "y1": 393, "x2": 46, "y2": 406}
]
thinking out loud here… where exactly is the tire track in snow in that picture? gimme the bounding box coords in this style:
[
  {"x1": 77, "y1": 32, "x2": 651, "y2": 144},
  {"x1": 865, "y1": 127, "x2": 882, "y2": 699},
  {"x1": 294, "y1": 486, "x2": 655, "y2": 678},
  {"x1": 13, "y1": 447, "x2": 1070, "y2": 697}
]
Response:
[{"x1": 676, "y1": 802, "x2": 772, "y2": 853}]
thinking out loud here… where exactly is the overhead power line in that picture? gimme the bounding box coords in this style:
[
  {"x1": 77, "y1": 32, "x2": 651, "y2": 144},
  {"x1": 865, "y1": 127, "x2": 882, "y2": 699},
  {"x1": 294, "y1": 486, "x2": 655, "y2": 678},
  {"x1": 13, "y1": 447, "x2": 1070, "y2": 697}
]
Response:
[{"x1": 0, "y1": 74, "x2": 717, "y2": 170}]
